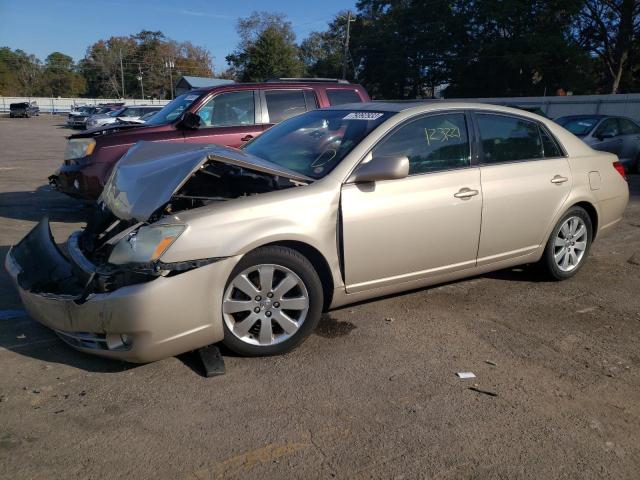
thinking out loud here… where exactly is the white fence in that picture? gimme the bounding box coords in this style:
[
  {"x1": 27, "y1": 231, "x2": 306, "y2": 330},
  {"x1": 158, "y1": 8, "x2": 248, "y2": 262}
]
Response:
[
  {"x1": 456, "y1": 93, "x2": 640, "y2": 122},
  {"x1": 3, "y1": 93, "x2": 639, "y2": 120},
  {"x1": 0, "y1": 96, "x2": 170, "y2": 114}
]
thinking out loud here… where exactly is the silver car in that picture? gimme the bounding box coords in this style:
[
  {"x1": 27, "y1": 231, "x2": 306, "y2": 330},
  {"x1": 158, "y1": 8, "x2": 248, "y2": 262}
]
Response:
[
  {"x1": 556, "y1": 115, "x2": 640, "y2": 173},
  {"x1": 6, "y1": 103, "x2": 629, "y2": 362},
  {"x1": 86, "y1": 106, "x2": 162, "y2": 129}
]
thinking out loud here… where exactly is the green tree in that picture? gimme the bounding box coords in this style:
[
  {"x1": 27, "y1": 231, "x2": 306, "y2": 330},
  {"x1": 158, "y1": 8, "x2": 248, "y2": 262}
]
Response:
[
  {"x1": 226, "y1": 12, "x2": 304, "y2": 81},
  {"x1": 445, "y1": 0, "x2": 593, "y2": 97},
  {"x1": 0, "y1": 48, "x2": 42, "y2": 96},
  {"x1": 575, "y1": 0, "x2": 640, "y2": 93},
  {"x1": 40, "y1": 52, "x2": 85, "y2": 97},
  {"x1": 80, "y1": 31, "x2": 214, "y2": 99},
  {"x1": 300, "y1": 12, "x2": 350, "y2": 79}
]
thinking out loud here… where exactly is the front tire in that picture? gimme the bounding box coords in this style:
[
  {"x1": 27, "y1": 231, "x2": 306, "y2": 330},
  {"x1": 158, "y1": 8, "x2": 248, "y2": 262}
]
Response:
[
  {"x1": 221, "y1": 246, "x2": 323, "y2": 356},
  {"x1": 540, "y1": 206, "x2": 593, "y2": 280}
]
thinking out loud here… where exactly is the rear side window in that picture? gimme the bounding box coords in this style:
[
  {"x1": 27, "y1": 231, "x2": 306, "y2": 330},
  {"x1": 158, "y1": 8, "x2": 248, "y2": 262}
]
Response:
[
  {"x1": 539, "y1": 127, "x2": 563, "y2": 158},
  {"x1": 594, "y1": 118, "x2": 620, "y2": 138},
  {"x1": 372, "y1": 113, "x2": 471, "y2": 175},
  {"x1": 477, "y1": 114, "x2": 543, "y2": 163},
  {"x1": 264, "y1": 90, "x2": 307, "y2": 123},
  {"x1": 197, "y1": 90, "x2": 256, "y2": 127},
  {"x1": 619, "y1": 118, "x2": 640, "y2": 135},
  {"x1": 327, "y1": 89, "x2": 362, "y2": 106}
]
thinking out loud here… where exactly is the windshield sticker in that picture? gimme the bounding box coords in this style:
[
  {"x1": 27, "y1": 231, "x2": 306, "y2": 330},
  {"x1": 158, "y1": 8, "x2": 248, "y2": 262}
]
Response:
[
  {"x1": 343, "y1": 112, "x2": 384, "y2": 121},
  {"x1": 424, "y1": 127, "x2": 461, "y2": 145},
  {"x1": 185, "y1": 95, "x2": 199, "y2": 101}
]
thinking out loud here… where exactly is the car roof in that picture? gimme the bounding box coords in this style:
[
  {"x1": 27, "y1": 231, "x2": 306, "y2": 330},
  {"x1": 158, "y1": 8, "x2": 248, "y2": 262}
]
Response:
[
  {"x1": 187, "y1": 81, "x2": 365, "y2": 95},
  {"x1": 556, "y1": 114, "x2": 607, "y2": 120},
  {"x1": 323, "y1": 100, "x2": 552, "y2": 117}
]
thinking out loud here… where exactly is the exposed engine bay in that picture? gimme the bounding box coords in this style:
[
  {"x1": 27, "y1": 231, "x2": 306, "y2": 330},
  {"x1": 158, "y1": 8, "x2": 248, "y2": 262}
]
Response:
[{"x1": 10, "y1": 143, "x2": 312, "y2": 301}]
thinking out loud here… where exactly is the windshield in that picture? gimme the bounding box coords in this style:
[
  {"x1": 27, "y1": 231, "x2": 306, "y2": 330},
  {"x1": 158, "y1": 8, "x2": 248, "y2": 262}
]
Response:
[
  {"x1": 146, "y1": 93, "x2": 203, "y2": 125},
  {"x1": 243, "y1": 110, "x2": 392, "y2": 179},
  {"x1": 556, "y1": 117, "x2": 600, "y2": 136}
]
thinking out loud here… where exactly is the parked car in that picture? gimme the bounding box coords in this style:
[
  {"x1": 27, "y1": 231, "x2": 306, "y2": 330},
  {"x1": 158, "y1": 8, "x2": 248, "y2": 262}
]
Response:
[
  {"x1": 7, "y1": 103, "x2": 629, "y2": 363},
  {"x1": 67, "y1": 105, "x2": 100, "y2": 128},
  {"x1": 85, "y1": 105, "x2": 163, "y2": 129},
  {"x1": 129, "y1": 110, "x2": 158, "y2": 124},
  {"x1": 67, "y1": 104, "x2": 122, "y2": 129},
  {"x1": 49, "y1": 79, "x2": 370, "y2": 200},
  {"x1": 555, "y1": 115, "x2": 640, "y2": 173},
  {"x1": 9, "y1": 101, "x2": 39, "y2": 118}
]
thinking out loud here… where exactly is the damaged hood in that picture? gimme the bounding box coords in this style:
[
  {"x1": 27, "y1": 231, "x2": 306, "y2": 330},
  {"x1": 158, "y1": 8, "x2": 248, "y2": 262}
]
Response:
[{"x1": 100, "y1": 141, "x2": 313, "y2": 222}]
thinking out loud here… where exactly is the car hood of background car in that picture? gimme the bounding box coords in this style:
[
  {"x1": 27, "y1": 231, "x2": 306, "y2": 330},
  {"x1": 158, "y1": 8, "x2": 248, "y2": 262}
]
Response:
[{"x1": 99, "y1": 141, "x2": 314, "y2": 222}]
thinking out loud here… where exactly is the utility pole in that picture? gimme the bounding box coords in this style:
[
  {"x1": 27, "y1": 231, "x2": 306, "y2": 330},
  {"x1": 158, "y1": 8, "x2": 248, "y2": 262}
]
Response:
[
  {"x1": 342, "y1": 11, "x2": 355, "y2": 80},
  {"x1": 165, "y1": 59, "x2": 175, "y2": 99},
  {"x1": 137, "y1": 64, "x2": 144, "y2": 100},
  {"x1": 119, "y1": 50, "x2": 125, "y2": 98}
]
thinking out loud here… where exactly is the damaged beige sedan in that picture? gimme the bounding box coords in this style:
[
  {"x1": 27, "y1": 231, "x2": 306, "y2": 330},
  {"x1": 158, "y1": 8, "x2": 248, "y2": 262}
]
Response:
[{"x1": 5, "y1": 103, "x2": 629, "y2": 362}]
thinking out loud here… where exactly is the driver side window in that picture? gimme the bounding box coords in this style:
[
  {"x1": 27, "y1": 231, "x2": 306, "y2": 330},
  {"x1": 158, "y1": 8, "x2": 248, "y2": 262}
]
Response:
[
  {"x1": 372, "y1": 113, "x2": 471, "y2": 175},
  {"x1": 197, "y1": 91, "x2": 256, "y2": 128}
]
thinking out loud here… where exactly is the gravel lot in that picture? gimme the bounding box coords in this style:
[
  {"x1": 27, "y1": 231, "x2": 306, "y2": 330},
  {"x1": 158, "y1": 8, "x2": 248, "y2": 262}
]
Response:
[{"x1": 1, "y1": 114, "x2": 639, "y2": 480}]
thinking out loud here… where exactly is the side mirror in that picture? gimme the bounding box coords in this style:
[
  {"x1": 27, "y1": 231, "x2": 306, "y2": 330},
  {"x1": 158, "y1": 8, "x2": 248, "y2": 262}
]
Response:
[
  {"x1": 178, "y1": 112, "x2": 201, "y2": 130},
  {"x1": 348, "y1": 155, "x2": 409, "y2": 183}
]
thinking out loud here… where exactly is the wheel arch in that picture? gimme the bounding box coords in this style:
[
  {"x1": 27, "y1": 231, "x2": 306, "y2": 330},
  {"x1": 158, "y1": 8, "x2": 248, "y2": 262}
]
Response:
[
  {"x1": 258, "y1": 240, "x2": 335, "y2": 311},
  {"x1": 572, "y1": 201, "x2": 599, "y2": 240}
]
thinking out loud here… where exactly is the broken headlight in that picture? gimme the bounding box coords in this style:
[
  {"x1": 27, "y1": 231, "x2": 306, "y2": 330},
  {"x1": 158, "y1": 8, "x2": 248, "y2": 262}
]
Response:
[
  {"x1": 108, "y1": 224, "x2": 186, "y2": 265},
  {"x1": 64, "y1": 138, "x2": 96, "y2": 160}
]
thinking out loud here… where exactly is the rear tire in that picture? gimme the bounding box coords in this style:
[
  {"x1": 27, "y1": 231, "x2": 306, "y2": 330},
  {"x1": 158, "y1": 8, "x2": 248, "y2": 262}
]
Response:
[
  {"x1": 539, "y1": 206, "x2": 593, "y2": 280},
  {"x1": 221, "y1": 246, "x2": 323, "y2": 356}
]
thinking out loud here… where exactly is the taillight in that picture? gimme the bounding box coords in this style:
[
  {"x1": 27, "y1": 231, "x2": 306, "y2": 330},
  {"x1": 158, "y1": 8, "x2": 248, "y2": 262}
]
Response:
[{"x1": 613, "y1": 161, "x2": 627, "y2": 180}]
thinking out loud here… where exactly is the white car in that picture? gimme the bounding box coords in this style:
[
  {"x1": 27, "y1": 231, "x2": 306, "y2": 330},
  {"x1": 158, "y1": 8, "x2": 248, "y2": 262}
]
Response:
[{"x1": 86, "y1": 106, "x2": 162, "y2": 129}]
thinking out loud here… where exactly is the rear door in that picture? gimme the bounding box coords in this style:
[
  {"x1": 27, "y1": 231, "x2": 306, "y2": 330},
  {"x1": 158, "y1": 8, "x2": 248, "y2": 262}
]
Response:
[
  {"x1": 341, "y1": 111, "x2": 482, "y2": 292},
  {"x1": 473, "y1": 112, "x2": 571, "y2": 265},
  {"x1": 185, "y1": 90, "x2": 264, "y2": 148}
]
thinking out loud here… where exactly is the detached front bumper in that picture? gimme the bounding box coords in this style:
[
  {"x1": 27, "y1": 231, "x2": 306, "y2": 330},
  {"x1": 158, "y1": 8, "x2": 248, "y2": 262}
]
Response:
[{"x1": 4, "y1": 219, "x2": 237, "y2": 363}]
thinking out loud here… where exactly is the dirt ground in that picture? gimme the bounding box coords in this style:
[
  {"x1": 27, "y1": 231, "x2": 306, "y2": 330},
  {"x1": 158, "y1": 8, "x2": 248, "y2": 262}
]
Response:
[{"x1": 0, "y1": 114, "x2": 639, "y2": 480}]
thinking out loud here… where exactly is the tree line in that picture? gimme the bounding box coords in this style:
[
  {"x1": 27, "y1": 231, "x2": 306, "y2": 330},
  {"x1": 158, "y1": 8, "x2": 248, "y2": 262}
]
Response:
[{"x1": 1, "y1": 1, "x2": 638, "y2": 100}]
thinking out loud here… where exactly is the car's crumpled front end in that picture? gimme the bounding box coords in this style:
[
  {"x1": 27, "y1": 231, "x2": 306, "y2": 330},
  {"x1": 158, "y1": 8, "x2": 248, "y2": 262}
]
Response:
[{"x1": 6, "y1": 142, "x2": 311, "y2": 362}]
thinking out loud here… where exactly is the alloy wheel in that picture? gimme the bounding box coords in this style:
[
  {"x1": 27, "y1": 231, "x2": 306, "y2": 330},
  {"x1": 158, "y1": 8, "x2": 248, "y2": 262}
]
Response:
[
  {"x1": 222, "y1": 264, "x2": 310, "y2": 346},
  {"x1": 554, "y1": 216, "x2": 588, "y2": 272}
]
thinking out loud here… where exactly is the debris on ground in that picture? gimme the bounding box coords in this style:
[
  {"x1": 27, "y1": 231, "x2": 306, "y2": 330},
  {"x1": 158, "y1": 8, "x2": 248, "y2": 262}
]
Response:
[
  {"x1": 628, "y1": 254, "x2": 640, "y2": 266},
  {"x1": 485, "y1": 360, "x2": 497, "y2": 366},
  {"x1": 577, "y1": 307, "x2": 597, "y2": 314},
  {"x1": 469, "y1": 387, "x2": 498, "y2": 397},
  {"x1": 456, "y1": 372, "x2": 476, "y2": 379},
  {"x1": 198, "y1": 344, "x2": 226, "y2": 377},
  {"x1": 385, "y1": 317, "x2": 395, "y2": 323}
]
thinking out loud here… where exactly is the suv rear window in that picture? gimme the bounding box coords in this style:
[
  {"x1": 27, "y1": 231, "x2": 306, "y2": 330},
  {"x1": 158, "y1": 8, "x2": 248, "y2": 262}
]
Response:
[
  {"x1": 264, "y1": 90, "x2": 307, "y2": 123},
  {"x1": 327, "y1": 89, "x2": 362, "y2": 106}
]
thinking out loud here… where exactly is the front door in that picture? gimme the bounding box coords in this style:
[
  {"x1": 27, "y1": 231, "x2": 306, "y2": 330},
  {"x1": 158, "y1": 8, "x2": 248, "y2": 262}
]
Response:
[
  {"x1": 473, "y1": 112, "x2": 572, "y2": 264},
  {"x1": 185, "y1": 90, "x2": 265, "y2": 148},
  {"x1": 341, "y1": 112, "x2": 482, "y2": 293}
]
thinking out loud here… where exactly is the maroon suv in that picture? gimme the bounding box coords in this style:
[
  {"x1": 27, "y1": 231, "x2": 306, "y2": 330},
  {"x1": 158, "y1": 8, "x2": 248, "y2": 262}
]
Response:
[{"x1": 51, "y1": 79, "x2": 370, "y2": 200}]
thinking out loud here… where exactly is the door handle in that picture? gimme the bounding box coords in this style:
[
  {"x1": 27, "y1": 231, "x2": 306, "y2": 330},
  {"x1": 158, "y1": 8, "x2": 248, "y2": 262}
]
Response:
[
  {"x1": 454, "y1": 187, "x2": 479, "y2": 199},
  {"x1": 550, "y1": 175, "x2": 569, "y2": 184},
  {"x1": 240, "y1": 135, "x2": 254, "y2": 142}
]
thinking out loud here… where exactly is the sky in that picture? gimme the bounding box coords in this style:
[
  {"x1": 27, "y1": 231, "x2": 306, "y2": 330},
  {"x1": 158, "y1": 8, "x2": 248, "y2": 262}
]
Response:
[{"x1": 0, "y1": 0, "x2": 356, "y2": 70}]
